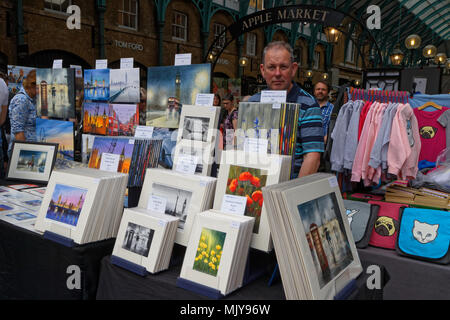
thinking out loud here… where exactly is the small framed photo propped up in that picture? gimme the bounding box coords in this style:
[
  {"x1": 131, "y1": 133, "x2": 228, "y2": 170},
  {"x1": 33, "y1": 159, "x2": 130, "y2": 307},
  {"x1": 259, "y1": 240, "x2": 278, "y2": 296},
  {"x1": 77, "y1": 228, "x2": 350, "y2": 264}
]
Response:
[{"x1": 7, "y1": 141, "x2": 59, "y2": 183}]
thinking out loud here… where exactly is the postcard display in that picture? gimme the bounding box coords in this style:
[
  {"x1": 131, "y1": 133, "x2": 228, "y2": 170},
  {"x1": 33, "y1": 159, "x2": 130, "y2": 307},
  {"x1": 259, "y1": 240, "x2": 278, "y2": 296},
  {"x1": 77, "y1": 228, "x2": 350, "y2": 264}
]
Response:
[
  {"x1": 34, "y1": 168, "x2": 128, "y2": 245},
  {"x1": 262, "y1": 173, "x2": 363, "y2": 300}
]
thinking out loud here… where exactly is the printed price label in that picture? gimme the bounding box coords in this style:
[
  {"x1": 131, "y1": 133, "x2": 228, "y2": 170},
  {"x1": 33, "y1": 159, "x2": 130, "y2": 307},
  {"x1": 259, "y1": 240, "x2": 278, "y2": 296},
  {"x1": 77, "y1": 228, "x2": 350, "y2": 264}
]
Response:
[
  {"x1": 120, "y1": 58, "x2": 134, "y2": 69},
  {"x1": 195, "y1": 93, "x2": 215, "y2": 106},
  {"x1": 174, "y1": 53, "x2": 192, "y2": 66},
  {"x1": 175, "y1": 154, "x2": 198, "y2": 175},
  {"x1": 328, "y1": 176, "x2": 338, "y2": 188},
  {"x1": 260, "y1": 90, "x2": 287, "y2": 103},
  {"x1": 244, "y1": 138, "x2": 268, "y2": 154},
  {"x1": 96, "y1": 59, "x2": 108, "y2": 69},
  {"x1": 147, "y1": 195, "x2": 167, "y2": 214},
  {"x1": 99, "y1": 153, "x2": 120, "y2": 172},
  {"x1": 52, "y1": 60, "x2": 63, "y2": 69},
  {"x1": 134, "y1": 126, "x2": 154, "y2": 139},
  {"x1": 220, "y1": 195, "x2": 247, "y2": 216}
]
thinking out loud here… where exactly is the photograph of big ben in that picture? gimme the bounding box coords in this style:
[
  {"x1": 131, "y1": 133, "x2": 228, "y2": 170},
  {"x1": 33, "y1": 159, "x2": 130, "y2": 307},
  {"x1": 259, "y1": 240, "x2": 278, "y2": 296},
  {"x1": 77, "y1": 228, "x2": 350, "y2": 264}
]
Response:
[
  {"x1": 146, "y1": 64, "x2": 211, "y2": 128},
  {"x1": 297, "y1": 193, "x2": 353, "y2": 289},
  {"x1": 36, "y1": 68, "x2": 76, "y2": 119},
  {"x1": 82, "y1": 102, "x2": 112, "y2": 135}
]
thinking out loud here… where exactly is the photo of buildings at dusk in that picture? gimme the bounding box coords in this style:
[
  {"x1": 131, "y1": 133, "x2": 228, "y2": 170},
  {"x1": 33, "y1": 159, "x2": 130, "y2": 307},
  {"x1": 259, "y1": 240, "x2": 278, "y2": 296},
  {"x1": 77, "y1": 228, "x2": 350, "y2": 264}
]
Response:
[
  {"x1": 88, "y1": 137, "x2": 133, "y2": 174},
  {"x1": 83, "y1": 103, "x2": 139, "y2": 136},
  {"x1": 46, "y1": 184, "x2": 88, "y2": 227},
  {"x1": 36, "y1": 118, "x2": 74, "y2": 161}
]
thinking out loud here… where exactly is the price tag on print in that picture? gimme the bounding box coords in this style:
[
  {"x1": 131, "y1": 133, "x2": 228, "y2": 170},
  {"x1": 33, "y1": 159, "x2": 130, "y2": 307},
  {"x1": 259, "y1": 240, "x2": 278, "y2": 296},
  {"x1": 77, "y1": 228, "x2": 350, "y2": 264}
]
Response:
[
  {"x1": 120, "y1": 58, "x2": 134, "y2": 69},
  {"x1": 328, "y1": 176, "x2": 338, "y2": 188},
  {"x1": 158, "y1": 220, "x2": 167, "y2": 227},
  {"x1": 195, "y1": 93, "x2": 215, "y2": 106},
  {"x1": 95, "y1": 59, "x2": 108, "y2": 69},
  {"x1": 99, "y1": 153, "x2": 120, "y2": 172},
  {"x1": 244, "y1": 138, "x2": 268, "y2": 154},
  {"x1": 134, "y1": 126, "x2": 154, "y2": 139},
  {"x1": 147, "y1": 195, "x2": 167, "y2": 214},
  {"x1": 221, "y1": 195, "x2": 247, "y2": 216},
  {"x1": 174, "y1": 53, "x2": 192, "y2": 66},
  {"x1": 52, "y1": 60, "x2": 63, "y2": 69},
  {"x1": 175, "y1": 154, "x2": 198, "y2": 175},
  {"x1": 260, "y1": 90, "x2": 286, "y2": 103}
]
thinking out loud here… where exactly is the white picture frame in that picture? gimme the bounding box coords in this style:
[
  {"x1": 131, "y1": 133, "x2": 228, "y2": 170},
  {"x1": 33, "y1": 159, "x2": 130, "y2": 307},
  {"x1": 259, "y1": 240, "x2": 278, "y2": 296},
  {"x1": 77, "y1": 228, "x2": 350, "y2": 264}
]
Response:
[
  {"x1": 173, "y1": 140, "x2": 214, "y2": 176},
  {"x1": 7, "y1": 141, "x2": 59, "y2": 183}
]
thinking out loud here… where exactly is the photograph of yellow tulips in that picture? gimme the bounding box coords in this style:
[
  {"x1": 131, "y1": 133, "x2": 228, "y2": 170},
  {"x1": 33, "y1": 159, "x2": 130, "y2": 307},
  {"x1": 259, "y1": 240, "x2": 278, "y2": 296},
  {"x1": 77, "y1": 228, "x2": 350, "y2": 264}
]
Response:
[{"x1": 192, "y1": 228, "x2": 226, "y2": 277}]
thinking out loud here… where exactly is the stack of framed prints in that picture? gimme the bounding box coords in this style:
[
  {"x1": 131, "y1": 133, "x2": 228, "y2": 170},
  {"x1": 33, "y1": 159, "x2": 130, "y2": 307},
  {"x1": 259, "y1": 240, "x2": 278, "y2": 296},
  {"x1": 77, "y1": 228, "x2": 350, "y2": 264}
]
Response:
[
  {"x1": 138, "y1": 168, "x2": 217, "y2": 246},
  {"x1": 36, "y1": 68, "x2": 76, "y2": 119},
  {"x1": 112, "y1": 207, "x2": 179, "y2": 274},
  {"x1": 34, "y1": 168, "x2": 128, "y2": 244},
  {"x1": 236, "y1": 102, "x2": 300, "y2": 175},
  {"x1": 36, "y1": 118, "x2": 75, "y2": 161},
  {"x1": 173, "y1": 105, "x2": 221, "y2": 176},
  {"x1": 179, "y1": 210, "x2": 254, "y2": 297},
  {"x1": 262, "y1": 173, "x2": 363, "y2": 300},
  {"x1": 7, "y1": 141, "x2": 59, "y2": 183},
  {"x1": 213, "y1": 150, "x2": 291, "y2": 252}
]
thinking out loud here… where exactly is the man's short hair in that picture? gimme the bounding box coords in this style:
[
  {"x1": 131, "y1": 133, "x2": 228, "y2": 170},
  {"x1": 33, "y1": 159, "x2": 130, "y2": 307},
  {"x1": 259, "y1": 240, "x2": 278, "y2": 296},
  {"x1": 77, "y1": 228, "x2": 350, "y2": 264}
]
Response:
[
  {"x1": 314, "y1": 80, "x2": 330, "y2": 92},
  {"x1": 223, "y1": 93, "x2": 234, "y2": 102},
  {"x1": 262, "y1": 41, "x2": 295, "y2": 65}
]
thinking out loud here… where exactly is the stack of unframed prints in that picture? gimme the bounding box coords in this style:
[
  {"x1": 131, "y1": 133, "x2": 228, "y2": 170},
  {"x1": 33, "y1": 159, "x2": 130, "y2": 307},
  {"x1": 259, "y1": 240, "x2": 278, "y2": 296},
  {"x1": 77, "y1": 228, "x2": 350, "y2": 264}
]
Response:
[
  {"x1": 236, "y1": 102, "x2": 300, "y2": 177},
  {"x1": 112, "y1": 207, "x2": 179, "y2": 274},
  {"x1": 262, "y1": 173, "x2": 363, "y2": 300},
  {"x1": 179, "y1": 210, "x2": 254, "y2": 296},
  {"x1": 34, "y1": 168, "x2": 128, "y2": 244},
  {"x1": 173, "y1": 105, "x2": 221, "y2": 176},
  {"x1": 0, "y1": 186, "x2": 44, "y2": 231},
  {"x1": 213, "y1": 150, "x2": 291, "y2": 252},
  {"x1": 138, "y1": 168, "x2": 217, "y2": 246}
]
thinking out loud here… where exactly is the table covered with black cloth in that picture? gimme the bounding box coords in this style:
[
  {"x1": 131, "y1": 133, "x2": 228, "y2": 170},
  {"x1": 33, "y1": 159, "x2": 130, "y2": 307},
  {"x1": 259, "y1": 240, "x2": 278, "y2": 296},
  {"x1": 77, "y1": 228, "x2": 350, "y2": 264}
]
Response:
[
  {"x1": 96, "y1": 248, "x2": 389, "y2": 300},
  {"x1": 358, "y1": 246, "x2": 450, "y2": 300},
  {"x1": 0, "y1": 220, "x2": 115, "y2": 299}
]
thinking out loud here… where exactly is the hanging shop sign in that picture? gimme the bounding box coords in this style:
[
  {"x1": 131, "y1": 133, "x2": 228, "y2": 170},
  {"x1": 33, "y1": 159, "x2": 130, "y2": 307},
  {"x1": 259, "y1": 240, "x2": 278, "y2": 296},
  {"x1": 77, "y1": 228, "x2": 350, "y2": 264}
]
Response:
[
  {"x1": 113, "y1": 40, "x2": 144, "y2": 51},
  {"x1": 228, "y1": 5, "x2": 344, "y2": 38}
]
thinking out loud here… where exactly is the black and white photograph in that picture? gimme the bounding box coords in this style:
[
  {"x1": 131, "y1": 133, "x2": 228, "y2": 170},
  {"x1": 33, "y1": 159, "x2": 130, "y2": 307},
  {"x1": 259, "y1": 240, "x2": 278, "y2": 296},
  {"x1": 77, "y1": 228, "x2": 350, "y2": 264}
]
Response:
[
  {"x1": 151, "y1": 183, "x2": 192, "y2": 229},
  {"x1": 122, "y1": 222, "x2": 154, "y2": 257},
  {"x1": 181, "y1": 116, "x2": 210, "y2": 142},
  {"x1": 177, "y1": 145, "x2": 204, "y2": 174}
]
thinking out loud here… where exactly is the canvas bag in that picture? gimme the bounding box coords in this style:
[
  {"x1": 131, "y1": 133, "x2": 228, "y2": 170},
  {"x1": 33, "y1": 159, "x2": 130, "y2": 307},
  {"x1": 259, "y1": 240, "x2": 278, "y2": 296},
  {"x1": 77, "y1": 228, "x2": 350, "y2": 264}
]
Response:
[
  {"x1": 343, "y1": 200, "x2": 379, "y2": 248},
  {"x1": 396, "y1": 207, "x2": 450, "y2": 264},
  {"x1": 368, "y1": 201, "x2": 407, "y2": 250}
]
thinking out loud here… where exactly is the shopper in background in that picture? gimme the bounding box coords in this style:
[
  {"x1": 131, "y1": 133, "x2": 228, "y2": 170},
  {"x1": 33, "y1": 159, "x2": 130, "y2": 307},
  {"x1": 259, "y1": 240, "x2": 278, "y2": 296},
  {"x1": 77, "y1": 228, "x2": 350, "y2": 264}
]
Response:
[
  {"x1": 8, "y1": 69, "x2": 37, "y2": 158},
  {"x1": 214, "y1": 93, "x2": 221, "y2": 107},
  {"x1": 220, "y1": 93, "x2": 238, "y2": 150},
  {"x1": 313, "y1": 80, "x2": 334, "y2": 144},
  {"x1": 0, "y1": 65, "x2": 9, "y2": 177},
  {"x1": 248, "y1": 41, "x2": 324, "y2": 178}
]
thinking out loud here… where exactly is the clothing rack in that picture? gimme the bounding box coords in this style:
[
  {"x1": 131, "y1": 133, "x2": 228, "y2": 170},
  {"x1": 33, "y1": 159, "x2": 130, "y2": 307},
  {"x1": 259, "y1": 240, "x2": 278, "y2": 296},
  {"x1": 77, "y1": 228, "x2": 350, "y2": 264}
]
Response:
[{"x1": 348, "y1": 87, "x2": 410, "y2": 104}]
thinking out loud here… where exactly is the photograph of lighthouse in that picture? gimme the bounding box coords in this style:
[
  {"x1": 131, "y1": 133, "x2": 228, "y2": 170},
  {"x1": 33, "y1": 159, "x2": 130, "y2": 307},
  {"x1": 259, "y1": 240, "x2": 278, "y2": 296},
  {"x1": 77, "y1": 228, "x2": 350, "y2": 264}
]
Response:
[
  {"x1": 45, "y1": 183, "x2": 88, "y2": 227},
  {"x1": 296, "y1": 192, "x2": 353, "y2": 289},
  {"x1": 146, "y1": 63, "x2": 211, "y2": 128},
  {"x1": 36, "y1": 68, "x2": 76, "y2": 119},
  {"x1": 151, "y1": 183, "x2": 192, "y2": 230},
  {"x1": 109, "y1": 68, "x2": 140, "y2": 103},
  {"x1": 84, "y1": 69, "x2": 110, "y2": 101}
]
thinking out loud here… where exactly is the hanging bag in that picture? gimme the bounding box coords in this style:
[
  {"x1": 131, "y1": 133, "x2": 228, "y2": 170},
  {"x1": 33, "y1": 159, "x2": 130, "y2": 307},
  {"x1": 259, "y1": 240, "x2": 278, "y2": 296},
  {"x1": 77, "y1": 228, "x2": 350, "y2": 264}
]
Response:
[
  {"x1": 396, "y1": 207, "x2": 450, "y2": 264},
  {"x1": 368, "y1": 201, "x2": 407, "y2": 250},
  {"x1": 343, "y1": 200, "x2": 379, "y2": 249}
]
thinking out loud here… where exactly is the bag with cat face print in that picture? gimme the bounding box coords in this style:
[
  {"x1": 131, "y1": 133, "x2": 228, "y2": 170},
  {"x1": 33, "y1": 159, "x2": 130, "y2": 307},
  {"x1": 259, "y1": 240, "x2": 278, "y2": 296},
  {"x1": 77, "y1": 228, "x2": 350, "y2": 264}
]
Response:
[
  {"x1": 343, "y1": 200, "x2": 379, "y2": 248},
  {"x1": 396, "y1": 207, "x2": 450, "y2": 264},
  {"x1": 368, "y1": 201, "x2": 407, "y2": 250}
]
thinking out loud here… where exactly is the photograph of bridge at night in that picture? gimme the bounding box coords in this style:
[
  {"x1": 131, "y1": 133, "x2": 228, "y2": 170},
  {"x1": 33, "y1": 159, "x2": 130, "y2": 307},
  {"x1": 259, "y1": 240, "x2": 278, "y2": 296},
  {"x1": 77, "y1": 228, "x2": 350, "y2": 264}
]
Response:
[
  {"x1": 46, "y1": 184, "x2": 88, "y2": 227},
  {"x1": 84, "y1": 69, "x2": 110, "y2": 101}
]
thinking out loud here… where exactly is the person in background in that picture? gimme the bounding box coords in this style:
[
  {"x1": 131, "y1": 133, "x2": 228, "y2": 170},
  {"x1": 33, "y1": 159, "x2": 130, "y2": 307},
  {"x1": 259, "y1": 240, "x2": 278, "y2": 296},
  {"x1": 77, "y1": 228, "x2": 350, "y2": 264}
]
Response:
[
  {"x1": 0, "y1": 65, "x2": 9, "y2": 177},
  {"x1": 220, "y1": 93, "x2": 238, "y2": 150},
  {"x1": 8, "y1": 69, "x2": 37, "y2": 158},
  {"x1": 313, "y1": 80, "x2": 334, "y2": 144},
  {"x1": 214, "y1": 93, "x2": 222, "y2": 107},
  {"x1": 248, "y1": 41, "x2": 324, "y2": 178},
  {"x1": 139, "y1": 87, "x2": 147, "y2": 125}
]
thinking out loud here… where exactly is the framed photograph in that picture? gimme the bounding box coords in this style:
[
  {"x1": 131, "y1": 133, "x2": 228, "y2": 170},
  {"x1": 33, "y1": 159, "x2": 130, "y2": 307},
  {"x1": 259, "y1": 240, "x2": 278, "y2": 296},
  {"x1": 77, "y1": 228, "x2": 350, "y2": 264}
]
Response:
[
  {"x1": 213, "y1": 150, "x2": 291, "y2": 252},
  {"x1": 34, "y1": 171, "x2": 101, "y2": 244},
  {"x1": 84, "y1": 69, "x2": 110, "y2": 101},
  {"x1": 7, "y1": 141, "x2": 58, "y2": 183},
  {"x1": 0, "y1": 210, "x2": 38, "y2": 226},
  {"x1": 146, "y1": 64, "x2": 211, "y2": 128},
  {"x1": 112, "y1": 208, "x2": 178, "y2": 273},
  {"x1": 88, "y1": 137, "x2": 134, "y2": 174},
  {"x1": 108, "y1": 104, "x2": 139, "y2": 136},
  {"x1": 138, "y1": 168, "x2": 217, "y2": 246},
  {"x1": 82, "y1": 103, "x2": 112, "y2": 135},
  {"x1": 176, "y1": 105, "x2": 220, "y2": 143}
]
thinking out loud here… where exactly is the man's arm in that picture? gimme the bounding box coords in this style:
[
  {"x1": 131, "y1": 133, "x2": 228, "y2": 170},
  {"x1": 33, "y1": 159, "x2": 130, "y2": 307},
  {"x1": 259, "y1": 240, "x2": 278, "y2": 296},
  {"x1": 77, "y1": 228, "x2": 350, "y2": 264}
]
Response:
[{"x1": 298, "y1": 152, "x2": 321, "y2": 178}]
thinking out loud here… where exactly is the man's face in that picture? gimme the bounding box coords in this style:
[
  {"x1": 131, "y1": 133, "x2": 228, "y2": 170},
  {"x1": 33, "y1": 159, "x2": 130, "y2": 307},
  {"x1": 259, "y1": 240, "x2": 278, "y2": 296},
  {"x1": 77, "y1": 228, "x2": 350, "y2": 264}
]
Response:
[
  {"x1": 260, "y1": 47, "x2": 298, "y2": 91},
  {"x1": 314, "y1": 82, "x2": 329, "y2": 102}
]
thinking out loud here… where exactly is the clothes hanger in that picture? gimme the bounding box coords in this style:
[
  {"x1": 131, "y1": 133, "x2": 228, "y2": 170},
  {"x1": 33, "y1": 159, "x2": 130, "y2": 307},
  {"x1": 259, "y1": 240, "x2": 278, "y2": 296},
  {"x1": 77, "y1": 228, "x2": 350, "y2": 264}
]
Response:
[{"x1": 417, "y1": 101, "x2": 442, "y2": 110}]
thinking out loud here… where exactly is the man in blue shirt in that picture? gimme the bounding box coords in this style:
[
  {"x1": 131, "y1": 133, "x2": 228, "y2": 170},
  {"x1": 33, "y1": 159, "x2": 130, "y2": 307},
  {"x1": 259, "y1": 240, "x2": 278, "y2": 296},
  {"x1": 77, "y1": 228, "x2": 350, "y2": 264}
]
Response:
[
  {"x1": 248, "y1": 41, "x2": 324, "y2": 178},
  {"x1": 313, "y1": 80, "x2": 334, "y2": 144}
]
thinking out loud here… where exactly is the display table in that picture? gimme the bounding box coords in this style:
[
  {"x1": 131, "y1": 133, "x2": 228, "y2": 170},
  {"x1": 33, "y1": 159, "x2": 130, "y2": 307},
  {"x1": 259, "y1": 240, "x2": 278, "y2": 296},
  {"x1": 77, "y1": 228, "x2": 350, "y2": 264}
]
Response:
[
  {"x1": 358, "y1": 246, "x2": 450, "y2": 300},
  {"x1": 96, "y1": 253, "x2": 388, "y2": 300},
  {"x1": 0, "y1": 220, "x2": 115, "y2": 299}
]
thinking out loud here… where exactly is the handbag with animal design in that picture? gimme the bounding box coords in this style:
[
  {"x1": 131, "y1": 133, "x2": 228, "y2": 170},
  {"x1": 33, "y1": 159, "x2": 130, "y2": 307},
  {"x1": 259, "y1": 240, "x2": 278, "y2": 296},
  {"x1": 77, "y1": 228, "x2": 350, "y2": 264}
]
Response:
[
  {"x1": 368, "y1": 201, "x2": 407, "y2": 250},
  {"x1": 396, "y1": 207, "x2": 450, "y2": 264},
  {"x1": 343, "y1": 200, "x2": 379, "y2": 249}
]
